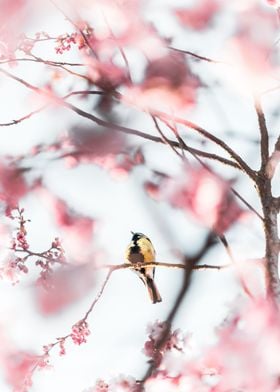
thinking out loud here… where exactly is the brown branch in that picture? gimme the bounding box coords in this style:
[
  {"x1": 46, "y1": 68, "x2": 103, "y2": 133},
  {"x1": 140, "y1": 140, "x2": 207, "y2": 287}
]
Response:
[
  {"x1": 160, "y1": 117, "x2": 263, "y2": 222},
  {"x1": 157, "y1": 113, "x2": 257, "y2": 181},
  {"x1": 141, "y1": 232, "x2": 217, "y2": 383},
  {"x1": 0, "y1": 89, "x2": 105, "y2": 127},
  {"x1": 0, "y1": 57, "x2": 85, "y2": 67},
  {"x1": 0, "y1": 105, "x2": 48, "y2": 127},
  {"x1": 101, "y1": 261, "x2": 230, "y2": 271},
  {"x1": 42, "y1": 269, "x2": 112, "y2": 357},
  {"x1": 168, "y1": 46, "x2": 226, "y2": 64},
  {"x1": 83, "y1": 269, "x2": 113, "y2": 321},
  {"x1": 0, "y1": 70, "x2": 262, "y2": 225},
  {"x1": 41, "y1": 258, "x2": 228, "y2": 362},
  {"x1": 230, "y1": 187, "x2": 264, "y2": 221},
  {"x1": 0, "y1": 69, "x2": 251, "y2": 177},
  {"x1": 151, "y1": 115, "x2": 185, "y2": 160},
  {"x1": 219, "y1": 235, "x2": 254, "y2": 299},
  {"x1": 28, "y1": 54, "x2": 90, "y2": 81},
  {"x1": 254, "y1": 95, "x2": 269, "y2": 171}
]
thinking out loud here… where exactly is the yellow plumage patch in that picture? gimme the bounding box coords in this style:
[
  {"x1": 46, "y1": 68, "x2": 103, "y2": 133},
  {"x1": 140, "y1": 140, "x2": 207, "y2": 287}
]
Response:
[{"x1": 136, "y1": 237, "x2": 155, "y2": 263}]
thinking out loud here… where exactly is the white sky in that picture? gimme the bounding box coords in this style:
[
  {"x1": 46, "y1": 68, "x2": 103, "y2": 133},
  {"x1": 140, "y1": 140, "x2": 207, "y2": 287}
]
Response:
[{"x1": 0, "y1": 0, "x2": 279, "y2": 391}]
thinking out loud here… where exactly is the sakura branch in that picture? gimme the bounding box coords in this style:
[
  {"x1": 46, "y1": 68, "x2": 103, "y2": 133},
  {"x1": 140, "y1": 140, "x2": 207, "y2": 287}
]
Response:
[
  {"x1": 34, "y1": 255, "x2": 230, "y2": 375},
  {"x1": 49, "y1": 0, "x2": 98, "y2": 59},
  {"x1": 0, "y1": 68, "x2": 262, "y2": 228},
  {"x1": 6, "y1": 207, "x2": 66, "y2": 282},
  {"x1": 0, "y1": 70, "x2": 245, "y2": 173}
]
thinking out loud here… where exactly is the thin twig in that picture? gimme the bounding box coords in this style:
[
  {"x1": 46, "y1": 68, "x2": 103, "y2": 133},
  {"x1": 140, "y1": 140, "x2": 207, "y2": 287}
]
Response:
[
  {"x1": 83, "y1": 269, "x2": 113, "y2": 321},
  {"x1": 49, "y1": 0, "x2": 98, "y2": 59},
  {"x1": 157, "y1": 113, "x2": 257, "y2": 181},
  {"x1": 0, "y1": 69, "x2": 250, "y2": 176},
  {"x1": 151, "y1": 115, "x2": 185, "y2": 159},
  {"x1": 168, "y1": 46, "x2": 227, "y2": 64},
  {"x1": 219, "y1": 235, "x2": 253, "y2": 299},
  {"x1": 0, "y1": 57, "x2": 85, "y2": 67},
  {"x1": 230, "y1": 187, "x2": 263, "y2": 221},
  {"x1": 0, "y1": 88, "x2": 105, "y2": 127},
  {"x1": 160, "y1": 117, "x2": 263, "y2": 222}
]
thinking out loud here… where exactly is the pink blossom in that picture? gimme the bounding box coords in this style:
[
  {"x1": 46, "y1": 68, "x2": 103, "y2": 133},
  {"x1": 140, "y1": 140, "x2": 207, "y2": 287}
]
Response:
[
  {"x1": 37, "y1": 188, "x2": 96, "y2": 262},
  {"x1": 123, "y1": 52, "x2": 200, "y2": 114},
  {"x1": 86, "y1": 58, "x2": 129, "y2": 92},
  {"x1": 85, "y1": 379, "x2": 109, "y2": 392},
  {"x1": 175, "y1": 0, "x2": 221, "y2": 30},
  {"x1": 4, "y1": 351, "x2": 49, "y2": 392},
  {"x1": 109, "y1": 375, "x2": 140, "y2": 391},
  {"x1": 0, "y1": 163, "x2": 28, "y2": 209},
  {"x1": 35, "y1": 263, "x2": 95, "y2": 315},
  {"x1": 147, "y1": 167, "x2": 243, "y2": 234},
  {"x1": 71, "y1": 320, "x2": 91, "y2": 345},
  {"x1": 143, "y1": 320, "x2": 187, "y2": 369},
  {"x1": 266, "y1": 0, "x2": 280, "y2": 7},
  {"x1": 221, "y1": 5, "x2": 278, "y2": 91}
]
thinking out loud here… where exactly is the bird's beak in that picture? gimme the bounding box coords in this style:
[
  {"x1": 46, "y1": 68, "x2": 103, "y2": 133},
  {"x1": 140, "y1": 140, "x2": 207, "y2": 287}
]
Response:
[{"x1": 130, "y1": 231, "x2": 135, "y2": 235}]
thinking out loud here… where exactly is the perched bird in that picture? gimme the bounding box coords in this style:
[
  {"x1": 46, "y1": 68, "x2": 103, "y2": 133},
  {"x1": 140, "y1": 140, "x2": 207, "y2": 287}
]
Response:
[{"x1": 125, "y1": 232, "x2": 162, "y2": 304}]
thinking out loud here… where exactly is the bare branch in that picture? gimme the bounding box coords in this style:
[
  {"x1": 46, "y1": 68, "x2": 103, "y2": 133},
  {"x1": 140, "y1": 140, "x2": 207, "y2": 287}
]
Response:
[
  {"x1": 168, "y1": 46, "x2": 226, "y2": 64},
  {"x1": 101, "y1": 261, "x2": 231, "y2": 271},
  {"x1": 219, "y1": 235, "x2": 254, "y2": 299},
  {"x1": 160, "y1": 116, "x2": 263, "y2": 222},
  {"x1": 0, "y1": 105, "x2": 48, "y2": 127},
  {"x1": 0, "y1": 89, "x2": 105, "y2": 127},
  {"x1": 0, "y1": 57, "x2": 85, "y2": 67},
  {"x1": 141, "y1": 232, "x2": 217, "y2": 383},
  {"x1": 254, "y1": 95, "x2": 269, "y2": 171},
  {"x1": 82, "y1": 269, "x2": 113, "y2": 321},
  {"x1": 157, "y1": 113, "x2": 257, "y2": 181},
  {"x1": 151, "y1": 115, "x2": 185, "y2": 160},
  {"x1": 230, "y1": 187, "x2": 264, "y2": 221},
  {"x1": 0, "y1": 69, "x2": 252, "y2": 178}
]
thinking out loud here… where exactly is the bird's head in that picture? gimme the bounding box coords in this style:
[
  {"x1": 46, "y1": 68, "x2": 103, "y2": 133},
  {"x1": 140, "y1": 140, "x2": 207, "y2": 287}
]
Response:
[{"x1": 130, "y1": 231, "x2": 150, "y2": 242}]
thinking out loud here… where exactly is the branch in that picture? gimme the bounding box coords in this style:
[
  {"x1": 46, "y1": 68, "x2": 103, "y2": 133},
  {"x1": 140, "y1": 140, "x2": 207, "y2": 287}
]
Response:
[
  {"x1": 42, "y1": 269, "x2": 113, "y2": 356},
  {"x1": 0, "y1": 69, "x2": 250, "y2": 176},
  {"x1": 81, "y1": 269, "x2": 113, "y2": 321},
  {"x1": 0, "y1": 57, "x2": 85, "y2": 67},
  {"x1": 230, "y1": 187, "x2": 264, "y2": 221},
  {"x1": 0, "y1": 105, "x2": 48, "y2": 127},
  {"x1": 151, "y1": 115, "x2": 185, "y2": 160},
  {"x1": 157, "y1": 113, "x2": 257, "y2": 181},
  {"x1": 254, "y1": 95, "x2": 269, "y2": 171},
  {"x1": 168, "y1": 46, "x2": 226, "y2": 64},
  {"x1": 141, "y1": 232, "x2": 217, "y2": 383},
  {"x1": 219, "y1": 235, "x2": 253, "y2": 299},
  {"x1": 40, "y1": 258, "x2": 228, "y2": 361},
  {"x1": 0, "y1": 89, "x2": 105, "y2": 127},
  {"x1": 49, "y1": 0, "x2": 98, "y2": 59},
  {"x1": 101, "y1": 261, "x2": 231, "y2": 271},
  {"x1": 0, "y1": 69, "x2": 262, "y2": 223},
  {"x1": 160, "y1": 116, "x2": 264, "y2": 221}
]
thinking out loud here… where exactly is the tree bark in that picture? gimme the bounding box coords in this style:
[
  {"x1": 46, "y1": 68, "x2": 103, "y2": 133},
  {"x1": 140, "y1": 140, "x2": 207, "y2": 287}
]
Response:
[{"x1": 258, "y1": 177, "x2": 280, "y2": 302}]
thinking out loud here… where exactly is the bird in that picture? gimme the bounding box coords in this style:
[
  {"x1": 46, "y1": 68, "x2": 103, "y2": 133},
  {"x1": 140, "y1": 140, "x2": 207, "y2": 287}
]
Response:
[{"x1": 125, "y1": 232, "x2": 162, "y2": 304}]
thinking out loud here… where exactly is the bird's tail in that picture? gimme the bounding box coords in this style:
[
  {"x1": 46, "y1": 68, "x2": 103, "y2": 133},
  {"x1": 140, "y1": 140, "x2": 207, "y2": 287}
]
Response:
[{"x1": 145, "y1": 276, "x2": 162, "y2": 304}]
